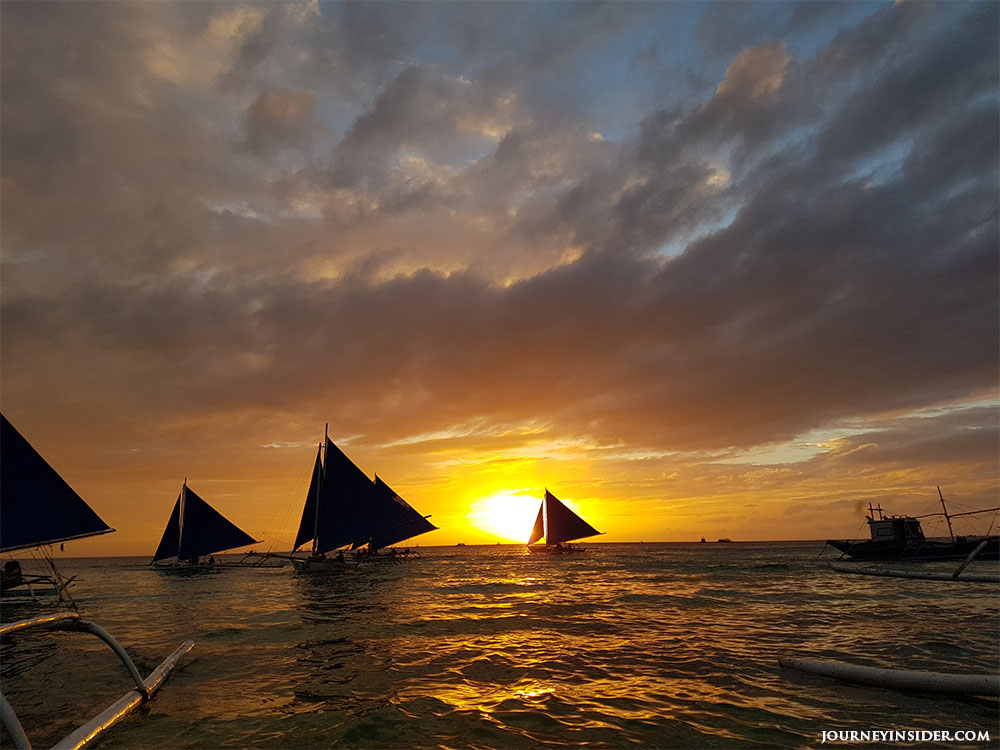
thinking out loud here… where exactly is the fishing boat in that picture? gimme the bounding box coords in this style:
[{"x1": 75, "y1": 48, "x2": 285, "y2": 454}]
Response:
[
  {"x1": 826, "y1": 488, "x2": 999, "y2": 561},
  {"x1": 151, "y1": 480, "x2": 260, "y2": 569},
  {"x1": 1, "y1": 414, "x2": 115, "y2": 601},
  {"x1": 526, "y1": 489, "x2": 602, "y2": 554},
  {"x1": 290, "y1": 427, "x2": 437, "y2": 571}
]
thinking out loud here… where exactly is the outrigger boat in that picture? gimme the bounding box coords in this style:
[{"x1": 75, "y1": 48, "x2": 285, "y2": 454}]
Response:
[
  {"x1": 151, "y1": 480, "x2": 262, "y2": 569},
  {"x1": 826, "y1": 488, "x2": 999, "y2": 561},
  {"x1": 1, "y1": 414, "x2": 115, "y2": 601},
  {"x1": 526, "y1": 489, "x2": 602, "y2": 554},
  {"x1": 0, "y1": 414, "x2": 192, "y2": 747},
  {"x1": 289, "y1": 426, "x2": 437, "y2": 571}
]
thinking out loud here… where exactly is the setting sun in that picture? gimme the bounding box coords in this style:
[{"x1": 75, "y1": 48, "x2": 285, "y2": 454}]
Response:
[{"x1": 466, "y1": 492, "x2": 541, "y2": 543}]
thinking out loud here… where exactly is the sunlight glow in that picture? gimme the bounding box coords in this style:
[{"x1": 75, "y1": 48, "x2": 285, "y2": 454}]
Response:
[{"x1": 466, "y1": 492, "x2": 541, "y2": 543}]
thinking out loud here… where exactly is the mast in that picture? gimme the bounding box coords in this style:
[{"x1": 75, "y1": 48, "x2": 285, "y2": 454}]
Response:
[
  {"x1": 938, "y1": 486, "x2": 955, "y2": 543},
  {"x1": 178, "y1": 478, "x2": 187, "y2": 558},
  {"x1": 311, "y1": 426, "x2": 327, "y2": 556},
  {"x1": 542, "y1": 488, "x2": 549, "y2": 542}
]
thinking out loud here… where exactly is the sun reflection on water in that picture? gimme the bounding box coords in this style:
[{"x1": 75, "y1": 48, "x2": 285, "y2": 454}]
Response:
[{"x1": 3, "y1": 546, "x2": 996, "y2": 748}]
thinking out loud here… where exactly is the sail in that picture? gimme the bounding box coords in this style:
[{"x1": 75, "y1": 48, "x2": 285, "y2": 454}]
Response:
[
  {"x1": 151, "y1": 494, "x2": 182, "y2": 562},
  {"x1": 293, "y1": 446, "x2": 323, "y2": 552},
  {"x1": 1, "y1": 414, "x2": 115, "y2": 552},
  {"x1": 178, "y1": 487, "x2": 258, "y2": 559},
  {"x1": 527, "y1": 505, "x2": 545, "y2": 545},
  {"x1": 540, "y1": 489, "x2": 601, "y2": 544},
  {"x1": 314, "y1": 439, "x2": 383, "y2": 554},
  {"x1": 364, "y1": 476, "x2": 437, "y2": 549},
  {"x1": 152, "y1": 484, "x2": 258, "y2": 561}
]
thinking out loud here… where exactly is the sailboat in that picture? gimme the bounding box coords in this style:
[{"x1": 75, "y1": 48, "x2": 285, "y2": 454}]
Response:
[
  {"x1": 291, "y1": 427, "x2": 437, "y2": 571},
  {"x1": 526, "y1": 489, "x2": 602, "y2": 554},
  {"x1": 1, "y1": 413, "x2": 115, "y2": 600},
  {"x1": 151, "y1": 480, "x2": 260, "y2": 568},
  {"x1": 1, "y1": 415, "x2": 193, "y2": 747}
]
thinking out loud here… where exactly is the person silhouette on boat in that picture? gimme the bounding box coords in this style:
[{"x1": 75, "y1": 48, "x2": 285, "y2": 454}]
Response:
[
  {"x1": 336, "y1": 550, "x2": 345, "y2": 564},
  {"x1": 1, "y1": 560, "x2": 23, "y2": 592}
]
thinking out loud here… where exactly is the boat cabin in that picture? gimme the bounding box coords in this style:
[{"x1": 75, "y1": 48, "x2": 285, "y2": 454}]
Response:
[{"x1": 866, "y1": 505, "x2": 925, "y2": 543}]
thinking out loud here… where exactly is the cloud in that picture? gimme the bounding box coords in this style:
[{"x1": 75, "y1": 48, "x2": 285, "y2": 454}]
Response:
[
  {"x1": 243, "y1": 88, "x2": 322, "y2": 156},
  {"x1": 715, "y1": 43, "x2": 789, "y2": 102},
  {"x1": 1, "y1": 1, "x2": 996, "y2": 550}
]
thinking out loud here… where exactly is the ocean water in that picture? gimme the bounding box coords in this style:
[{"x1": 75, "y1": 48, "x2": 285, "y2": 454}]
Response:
[{"x1": 1, "y1": 543, "x2": 997, "y2": 749}]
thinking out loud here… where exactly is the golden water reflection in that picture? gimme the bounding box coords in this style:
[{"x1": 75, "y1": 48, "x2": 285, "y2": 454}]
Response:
[{"x1": 12, "y1": 546, "x2": 994, "y2": 749}]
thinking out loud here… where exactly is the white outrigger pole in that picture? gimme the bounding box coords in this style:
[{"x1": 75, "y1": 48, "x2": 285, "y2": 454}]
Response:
[
  {"x1": 778, "y1": 657, "x2": 1000, "y2": 697},
  {"x1": 0, "y1": 613, "x2": 193, "y2": 749}
]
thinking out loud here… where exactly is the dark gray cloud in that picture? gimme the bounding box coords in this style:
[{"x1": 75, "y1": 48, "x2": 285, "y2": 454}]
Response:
[{"x1": 1, "y1": 0, "x2": 996, "y2": 537}]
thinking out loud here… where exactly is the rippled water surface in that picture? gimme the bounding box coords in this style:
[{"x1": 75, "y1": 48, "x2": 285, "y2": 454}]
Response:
[{"x1": 2, "y1": 543, "x2": 997, "y2": 748}]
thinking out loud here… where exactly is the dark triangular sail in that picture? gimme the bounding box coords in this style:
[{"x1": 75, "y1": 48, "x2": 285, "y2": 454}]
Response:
[
  {"x1": 314, "y1": 439, "x2": 383, "y2": 554},
  {"x1": 152, "y1": 483, "x2": 258, "y2": 561},
  {"x1": 1, "y1": 414, "x2": 115, "y2": 552},
  {"x1": 536, "y1": 489, "x2": 601, "y2": 545},
  {"x1": 363, "y1": 476, "x2": 437, "y2": 550},
  {"x1": 293, "y1": 446, "x2": 323, "y2": 552},
  {"x1": 152, "y1": 494, "x2": 182, "y2": 562},
  {"x1": 527, "y1": 505, "x2": 545, "y2": 545}
]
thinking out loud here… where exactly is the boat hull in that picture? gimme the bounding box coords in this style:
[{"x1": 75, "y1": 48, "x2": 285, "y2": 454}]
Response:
[
  {"x1": 527, "y1": 544, "x2": 586, "y2": 555},
  {"x1": 826, "y1": 535, "x2": 1000, "y2": 561},
  {"x1": 291, "y1": 556, "x2": 356, "y2": 572},
  {"x1": 151, "y1": 562, "x2": 220, "y2": 575}
]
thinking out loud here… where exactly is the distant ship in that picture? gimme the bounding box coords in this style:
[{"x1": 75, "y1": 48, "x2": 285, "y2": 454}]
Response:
[
  {"x1": 290, "y1": 426, "x2": 437, "y2": 571},
  {"x1": 151, "y1": 480, "x2": 260, "y2": 568},
  {"x1": 826, "y1": 488, "x2": 999, "y2": 561},
  {"x1": 526, "y1": 489, "x2": 602, "y2": 554}
]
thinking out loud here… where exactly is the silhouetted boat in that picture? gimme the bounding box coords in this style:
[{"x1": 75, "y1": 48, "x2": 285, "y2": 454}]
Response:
[
  {"x1": 826, "y1": 489, "x2": 999, "y2": 561},
  {"x1": 151, "y1": 480, "x2": 260, "y2": 569},
  {"x1": 0, "y1": 416, "x2": 191, "y2": 747},
  {"x1": 1, "y1": 414, "x2": 115, "y2": 601},
  {"x1": 526, "y1": 489, "x2": 602, "y2": 554},
  {"x1": 291, "y1": 426, "x2": 437, "y2": 571},
  {"x1": 717, "y1": 538, "x2": 732, "y2": 543}
]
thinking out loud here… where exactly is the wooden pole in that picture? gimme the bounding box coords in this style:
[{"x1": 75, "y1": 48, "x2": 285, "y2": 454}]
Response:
[{"x1": 937, "y1": 486, "x2": 955, "y2": 542}]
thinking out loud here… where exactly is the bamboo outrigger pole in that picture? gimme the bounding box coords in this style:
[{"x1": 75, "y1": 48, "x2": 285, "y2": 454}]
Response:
[{"x1": 779, "y1": 657, "x2": 1000, "y2": 697}]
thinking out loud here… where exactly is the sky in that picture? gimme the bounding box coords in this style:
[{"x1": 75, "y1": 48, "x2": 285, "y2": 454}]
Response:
[{"x1": 2, "y1": 1, "x2": 998, "y2": 556}]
